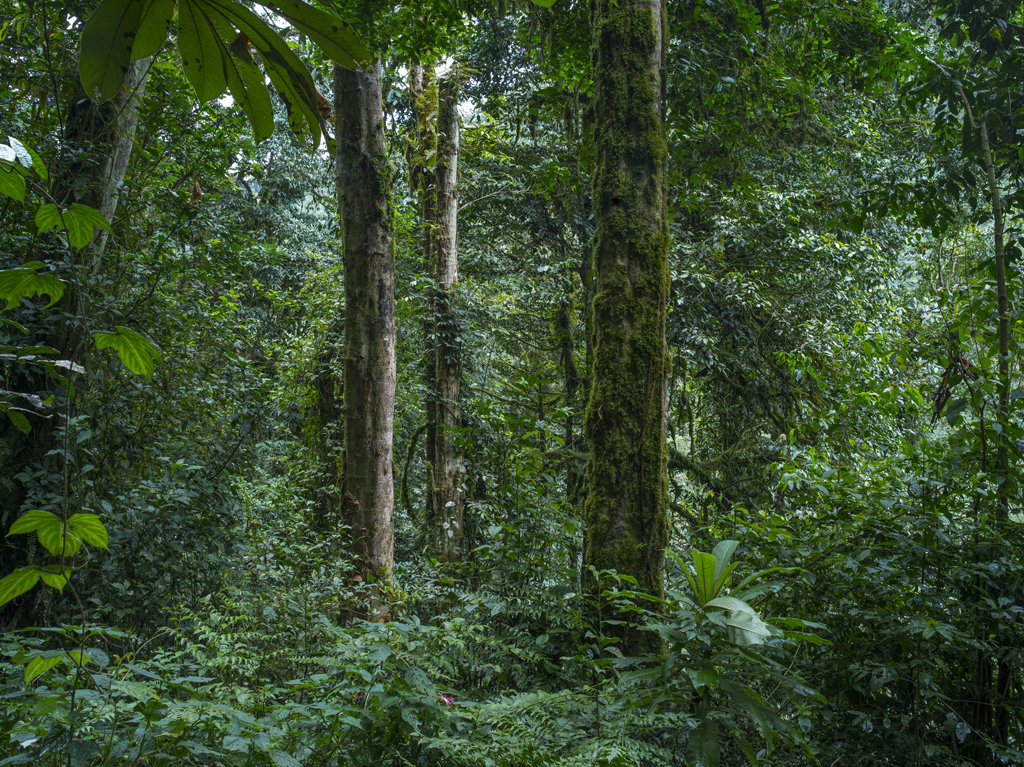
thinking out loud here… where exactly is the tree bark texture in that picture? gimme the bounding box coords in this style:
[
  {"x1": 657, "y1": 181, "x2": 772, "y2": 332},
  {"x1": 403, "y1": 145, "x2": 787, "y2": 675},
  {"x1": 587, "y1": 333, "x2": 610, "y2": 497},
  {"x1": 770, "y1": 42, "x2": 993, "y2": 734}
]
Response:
[
  {"x1": 408, "y1": 64, "x2": 438, "y2": 525},
  {"x1": 335, "y1": 60, "x2": 396, "y2": 617},
  {"x1": 63, "y1": 58, "x2": 151, "y2": 270},
  {"x1": 583, "y1": 0, "x2": 670, "y2": 656},
  {"x1": 431, "y1": 73, "x2": 464, "y2": 561}
]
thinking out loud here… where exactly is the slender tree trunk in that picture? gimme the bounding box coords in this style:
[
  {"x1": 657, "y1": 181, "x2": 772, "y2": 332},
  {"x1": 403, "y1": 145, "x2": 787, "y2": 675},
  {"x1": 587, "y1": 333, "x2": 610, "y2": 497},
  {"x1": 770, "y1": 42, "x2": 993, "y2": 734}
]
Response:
[
  {"x1": 978, "y1": 111, "x2": 1013, "y2": 760},
  {"x1": 431, "y1": 72, "x2": 464, "y2": 561},
  {"x1": 583, "y1": 0, "x2": 670, "y2": 656},
  {"x1": 63, "y1": 58, "x2": 152, "y2": 271},
  {"x1": 408, "y1": 64, "x2": 438, "y2": 526},
  {"x1": 335, "y1": 59, "x2": 396, "y2": 619}
]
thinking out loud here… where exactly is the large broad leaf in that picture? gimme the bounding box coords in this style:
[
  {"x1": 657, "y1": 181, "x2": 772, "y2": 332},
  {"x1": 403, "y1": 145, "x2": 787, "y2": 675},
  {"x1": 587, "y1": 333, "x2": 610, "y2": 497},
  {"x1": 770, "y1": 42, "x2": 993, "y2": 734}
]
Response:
[
  {"x1": 39, "y1": 566, "x2": 72, "y2": 592},
  {"x1": 0, "y1": 266, "x2": 65, "y2": 310},
  {"x1": 711, "y1": 540, "x2": 738, "y2": 595},
  {"x1": 0, "y1": 163, "x2": 26, "y2": 201},
  {"x1": 4, "y1": 406, "x2": 31, "y2": 434},
  {"x1": 216, "y1": 15, "x2": 276, "y2": 141},
  {"x1": 204, "y1": 0, "x2": 322, "y2": 147},
  {"x1": 24, "y1": 653, "x2": 66, "y2": 683},
  {"x1": 691, "y1": 550, "x2": 718, "y2": 607},
  {"x1": 725, "y1": 609, "x2": 771, "y2": 646},
  {"x1": 686, "y1": 721, "x2": 720, "y2": 767},
  {"x1": 9, "y1": 509, "x2": 78, "y2": 557},
  {"x1": 133, "y1": 0, "x2": 176, "y2": 60},
  {"x1": 92, "y1": 325, "x2": 163, "y2": 377},
  {"x1": 257, "y1": 0, "x2": 370, "y2": 68},
  {"x1": 67, "y1": 514, "x2": 109, "y2": 550},
  {"x1": 0, "y1": 567, "x2": 43, "y2": 607},
  {"x1": 179, "y1": 0, "x2": 231, "y2": 102},
  {"x1": 36, "y1": 204, "x2": 112, "y2": 250},
  {"x1": 706, "y1": 596, "x2": 770, "y2": 645},
  {"x1": 79, "y1": 0, "x2": 147, "y2": 101}
]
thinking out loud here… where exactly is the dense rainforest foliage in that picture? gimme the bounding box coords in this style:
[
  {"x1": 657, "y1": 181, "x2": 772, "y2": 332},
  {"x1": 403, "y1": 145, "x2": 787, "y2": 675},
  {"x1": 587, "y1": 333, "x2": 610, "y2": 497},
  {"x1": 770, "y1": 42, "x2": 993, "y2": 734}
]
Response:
[{"x1": 1, "y1": 0, "x2": 1023, "y2": 763}]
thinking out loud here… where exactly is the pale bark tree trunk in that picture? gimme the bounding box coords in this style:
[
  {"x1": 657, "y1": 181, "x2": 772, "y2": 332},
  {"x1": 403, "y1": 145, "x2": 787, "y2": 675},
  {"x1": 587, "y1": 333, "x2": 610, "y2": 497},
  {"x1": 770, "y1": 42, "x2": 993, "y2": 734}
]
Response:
[
  {"x1": 431, "y1": 73, "x2": 464, "y2": 561},
  {"x1": 583, "y1": 0, "x2": 670, "y2": 656},
  {"x1": 407, "y1": 64, "x2": 438, "y2": 526},
  {"x1": 335, "y1": 59, "x2": 396, "y2": 619},
  {"x1": 63, "y1": 58, "x2": 152, "y2": 271}
]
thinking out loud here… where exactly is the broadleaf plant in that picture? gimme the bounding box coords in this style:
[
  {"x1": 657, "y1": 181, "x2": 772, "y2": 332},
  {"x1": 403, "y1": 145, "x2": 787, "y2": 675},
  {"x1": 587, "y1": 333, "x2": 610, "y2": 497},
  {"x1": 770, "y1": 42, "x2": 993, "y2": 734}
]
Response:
[{"x1": 78, "y1": 0, "x2": 372, "y2": 148}]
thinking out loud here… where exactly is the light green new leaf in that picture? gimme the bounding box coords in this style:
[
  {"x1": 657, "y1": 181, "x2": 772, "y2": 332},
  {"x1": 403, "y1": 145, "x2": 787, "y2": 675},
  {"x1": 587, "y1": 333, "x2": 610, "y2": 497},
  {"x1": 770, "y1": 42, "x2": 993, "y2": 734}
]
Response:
[
  {"x1": 67, "y1": 514, "x2": 109, "y2": 550},
  {"x1": 0, "y1": 266, "x2": 65, "y2": 310},
  {"x1": 257, "y1": 0, "x2": 370, "y2": 68},
  {"x1": 64, "y1": 204, "x2": 113, "y2": 249},
  {"x1": 25, "y1": 654, "x2": 65, "y2": 683},
  {"x1": 132, "y1": 0, "x2": 176, "y2": 60},
  {"x1": 36, "y1": 203, "x2": 112, "y2": 250},
  {"x1": 39, "y1": 566, "x2": 72, "y2": 592},
  {"x1": 711, "y1": 539, "x2": 738, "y2": 595},
  {"x1": 92, "y1": 325, "x2": 163, "y2": 377},
  {"x1": 112, "y1": 679, "x2": 159, "y2": 701},
  {"x1": 9, "y1": 509, "x2": 79, "y2": 557},
  {"x1": 0, "y1": 567, "x2": 43, "y2": 607},
  {"x1": 528, "y1": 0, "x2": 555, "y2": 6},
  {"x1": 179, "y1": 0, "x2": 230, "y2": 102},
  {"x1": 0, "y1": 164, "x2": 26, "y2": 201},
  {"x1": 691, "y1": 550, "x2": 717, "y2": 607},
  {"x1": 35, "y1": 203, "x2": 62, "y2": 234},
  {"x1": 79, "y1": 0, "x2": 146, "y2": 101}
]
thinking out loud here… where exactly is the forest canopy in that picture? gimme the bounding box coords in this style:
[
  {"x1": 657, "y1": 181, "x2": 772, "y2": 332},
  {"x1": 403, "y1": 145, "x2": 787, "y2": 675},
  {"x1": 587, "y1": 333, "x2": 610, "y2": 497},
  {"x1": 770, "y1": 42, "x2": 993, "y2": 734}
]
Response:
[{"x1": 0, "y1": 0, "x2": 1023, "y2": 765}]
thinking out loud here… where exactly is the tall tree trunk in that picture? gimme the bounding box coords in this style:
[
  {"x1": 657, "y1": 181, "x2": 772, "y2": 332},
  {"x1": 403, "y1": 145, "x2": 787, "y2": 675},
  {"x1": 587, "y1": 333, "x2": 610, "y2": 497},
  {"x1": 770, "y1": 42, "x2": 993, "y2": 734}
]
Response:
[
  {"x1": 408, "y1": 64, "x2": 438, "y2": 526},
  {"x1": 63, "y1": 58, "x2": 152, "y2": 272},
  {"x1": 978, "y1": 110, "x2": 1013, "y2": 760},
  {"x1": 335, "y1": 59, "x2": 396, "y2": 619},
  {"x1": 431, "y1": 72, "x2": 464, "y2": 561},
  {"x1": 583, "y1": 0, "x2": 670, "y2": 656},
  {"x1": 0, "y1": 58, "x2": 151, "y2": 630}
]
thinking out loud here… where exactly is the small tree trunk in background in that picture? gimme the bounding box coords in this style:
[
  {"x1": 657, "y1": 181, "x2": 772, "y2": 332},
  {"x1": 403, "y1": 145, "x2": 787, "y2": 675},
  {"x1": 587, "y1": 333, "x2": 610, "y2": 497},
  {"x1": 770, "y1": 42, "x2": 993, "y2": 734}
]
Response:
[
  {"x1": 0, "y1": 58, "x2": 151, "y2": 630},
  {"x1": 583, "y1": 0, "x2": 670, "y2": 656},
  {"x1": 431, "y1": 72, "x2": 464, "y2": 561},
  {"x1": 978, "y1": 111, "x2": 1013, "y2": 756},
  {"x1": 335, "y1": 60, "x2": 396, "y2": 619},
  {"x1": 408, "y1": 64, "x2": 438, "y2": 526},
  {"x1": 64, "y1": 58, "x2": 152, "y2": 271}
]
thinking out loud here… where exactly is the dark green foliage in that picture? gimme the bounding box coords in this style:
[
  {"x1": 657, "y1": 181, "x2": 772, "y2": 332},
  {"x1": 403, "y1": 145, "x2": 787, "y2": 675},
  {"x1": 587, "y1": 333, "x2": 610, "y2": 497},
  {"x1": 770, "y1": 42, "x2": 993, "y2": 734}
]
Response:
[{"x1": 2, "y1": 0, "x2": 1024, "y2": 765}]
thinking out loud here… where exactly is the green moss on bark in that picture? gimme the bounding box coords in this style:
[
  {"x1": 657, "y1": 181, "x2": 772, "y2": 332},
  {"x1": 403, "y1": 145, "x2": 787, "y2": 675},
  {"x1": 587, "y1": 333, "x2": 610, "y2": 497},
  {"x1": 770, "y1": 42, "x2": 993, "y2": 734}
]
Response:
[{"x1": 583, "y1": 0, "x2": 669, "y2": 657}]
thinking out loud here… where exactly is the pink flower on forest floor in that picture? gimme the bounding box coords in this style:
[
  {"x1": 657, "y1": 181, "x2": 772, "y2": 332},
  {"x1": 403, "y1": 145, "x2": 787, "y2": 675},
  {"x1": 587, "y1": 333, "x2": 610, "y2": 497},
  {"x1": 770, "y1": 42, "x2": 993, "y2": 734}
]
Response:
[{"x1": 438, "y1": 693, "x2": 455, "y2": 706}]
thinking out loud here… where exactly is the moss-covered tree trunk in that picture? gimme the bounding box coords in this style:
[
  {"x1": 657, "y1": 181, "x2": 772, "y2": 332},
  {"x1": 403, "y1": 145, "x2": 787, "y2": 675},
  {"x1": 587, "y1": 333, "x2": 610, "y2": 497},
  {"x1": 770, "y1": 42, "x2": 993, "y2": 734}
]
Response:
[
  {"x1": 431, "y1": 73, "x2": 464, "y2": 561},
  {"x1": 583, "y1": 0, "x2": 669, "y2": 656},
  {"x1": 335, "y1": 59, "x2": 395, "y2": 619}
]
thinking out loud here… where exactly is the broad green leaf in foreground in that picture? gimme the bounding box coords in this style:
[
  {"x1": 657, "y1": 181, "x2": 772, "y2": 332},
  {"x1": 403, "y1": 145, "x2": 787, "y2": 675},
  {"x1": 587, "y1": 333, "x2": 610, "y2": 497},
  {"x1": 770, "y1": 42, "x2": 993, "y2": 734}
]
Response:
[
  {"x1": 0, "y1": 264, "x2": 65, "y2": 309},
  {"x1": 92, "y1": 326, "x2": 163, "y2": 377},
  {"x1": 0, "y1": 567, "x2": 43, "y2": 607},
  {"x1": 36, "y1": 204, "x2": 112, "y2": 250},
  {"x1": 79, "y1": 0, "x2": 371, "y2": 148}
]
